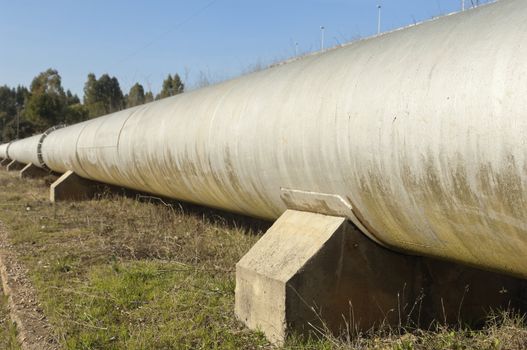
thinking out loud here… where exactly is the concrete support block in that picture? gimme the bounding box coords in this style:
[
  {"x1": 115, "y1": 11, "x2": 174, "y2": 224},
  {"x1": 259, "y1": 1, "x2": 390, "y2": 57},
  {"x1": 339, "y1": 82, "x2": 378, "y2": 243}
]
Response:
[
  {"x1": 235, "y1": 210, "x2": 526, "y2": 344},
  {"x1": 50, "y1": 170, "x2": 99, "y2": 202},
  {"x1": 19, "y1": 163, "x2": 48, "y2": 179},
  {"x1": 6, "y1": 160, "x2": 25, "y2": 171},
  {"x1": 235, "y1": 210, "x2": 419, "y2": 343}
]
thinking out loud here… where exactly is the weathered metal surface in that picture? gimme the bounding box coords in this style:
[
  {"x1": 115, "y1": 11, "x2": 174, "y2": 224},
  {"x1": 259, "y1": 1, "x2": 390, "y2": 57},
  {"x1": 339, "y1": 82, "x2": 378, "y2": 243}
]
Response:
[
  {"x1": 7, "y1": 135, "x2": 43, "y2": 168},
  {"x1": 0, "y1": 143, "x2": 10, "y2": 159},
  {"x1": 10, "y1": 0, "x2": 524, "y2": 279},
  {"x1": 37, "y1": 125, "x2": 66, "y2": 170}
]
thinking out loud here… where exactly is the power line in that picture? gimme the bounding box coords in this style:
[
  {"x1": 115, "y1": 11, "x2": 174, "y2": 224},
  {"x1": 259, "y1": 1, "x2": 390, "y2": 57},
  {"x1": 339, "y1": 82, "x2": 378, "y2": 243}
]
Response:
[{"x1": 108, "y1": 0, "x2": 218, "y2": 69}]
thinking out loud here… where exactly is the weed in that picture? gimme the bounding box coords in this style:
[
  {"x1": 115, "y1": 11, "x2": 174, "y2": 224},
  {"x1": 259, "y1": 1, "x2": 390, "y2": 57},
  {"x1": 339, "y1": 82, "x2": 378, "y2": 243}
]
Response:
[{"x1": 0, "y1": 292, "x2": 19, "y2": 350}]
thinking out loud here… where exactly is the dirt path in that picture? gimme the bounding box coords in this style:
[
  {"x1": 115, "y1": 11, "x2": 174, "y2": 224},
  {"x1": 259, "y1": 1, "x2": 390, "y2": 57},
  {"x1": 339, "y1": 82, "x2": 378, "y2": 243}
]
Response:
[{"x1": 0, "y1": 221, "x2": 59, "y2": 350}]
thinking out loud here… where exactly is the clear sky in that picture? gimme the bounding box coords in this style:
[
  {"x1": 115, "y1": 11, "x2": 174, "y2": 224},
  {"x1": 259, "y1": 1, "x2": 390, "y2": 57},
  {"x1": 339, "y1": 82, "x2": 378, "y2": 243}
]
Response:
[{"x1": 0, "y1": 0, "x2": 489, "y2": 97}]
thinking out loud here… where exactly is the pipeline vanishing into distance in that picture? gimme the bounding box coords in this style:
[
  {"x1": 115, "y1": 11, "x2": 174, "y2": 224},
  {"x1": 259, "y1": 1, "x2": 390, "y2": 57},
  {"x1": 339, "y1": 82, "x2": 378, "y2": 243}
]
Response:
[{"x1": 1, "y1": 0, "x2": 526, "y2": 279}]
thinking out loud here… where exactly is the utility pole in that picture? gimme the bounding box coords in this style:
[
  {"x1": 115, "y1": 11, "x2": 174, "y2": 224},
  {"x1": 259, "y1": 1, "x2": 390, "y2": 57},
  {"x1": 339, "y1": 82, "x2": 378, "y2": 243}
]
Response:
[
  {"x1": 377, "y1": 5, "x2": 382, "y2": 35},
  {"x1": 295, "y1": 42, "x2": 299, "y2": 56},
  {"x1": 462, "y1": 0, "x2": 465, "y2": 11},
  {"x1": 320, "y1": 26, "x2": 325, "y2": 50}
]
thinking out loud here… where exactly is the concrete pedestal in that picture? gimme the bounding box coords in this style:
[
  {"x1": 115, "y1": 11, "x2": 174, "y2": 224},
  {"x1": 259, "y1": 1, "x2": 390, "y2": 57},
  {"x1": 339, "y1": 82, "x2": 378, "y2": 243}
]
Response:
[
  {"x1": 235, "y1": 210, "x2": 526, "y2": 343},
  {"x1": 19, "y1": 163, "x2": 48, "y2": 179},
  {"x1": 235, "y1": 210, "x2": 420, "y2": 343},
  {"x1": 50, "y1": 171, "x2": 100, "y2": 202},
  {"x1": 6, "y1": 160, "x2": 25, "y2": 171}
]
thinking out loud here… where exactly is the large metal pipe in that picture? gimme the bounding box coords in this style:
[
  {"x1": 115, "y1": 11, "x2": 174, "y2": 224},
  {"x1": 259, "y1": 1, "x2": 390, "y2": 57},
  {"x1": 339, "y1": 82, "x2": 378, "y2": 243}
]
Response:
[
  {"x1": 7, "y1": 135, "x2": 43, "y2": 167},
  {"x1": 0, "y1": 143, "x2": 10, "y2": 159},
  {"x1": 8, "y1": 0, "x2": 526, "y2": 279}
]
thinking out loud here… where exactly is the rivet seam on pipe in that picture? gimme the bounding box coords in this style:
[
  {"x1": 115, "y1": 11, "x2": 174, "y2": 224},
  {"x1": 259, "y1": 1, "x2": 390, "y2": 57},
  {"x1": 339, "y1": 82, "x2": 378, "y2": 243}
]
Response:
[{"x1": 37, "y1": 124, "x2": 66, "y2": 170}]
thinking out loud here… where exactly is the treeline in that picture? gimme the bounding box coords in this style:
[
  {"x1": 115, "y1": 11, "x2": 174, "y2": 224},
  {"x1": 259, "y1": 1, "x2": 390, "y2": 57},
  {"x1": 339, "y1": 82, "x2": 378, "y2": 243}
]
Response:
[{"x1": 0, "y1": 68, "x2": 184, "y2": 141}]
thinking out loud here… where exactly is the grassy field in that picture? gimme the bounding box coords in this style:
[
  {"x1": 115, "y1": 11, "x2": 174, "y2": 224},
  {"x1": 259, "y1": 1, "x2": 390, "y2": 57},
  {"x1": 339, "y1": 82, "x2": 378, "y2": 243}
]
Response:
[
  {"x1": 0, "y1": 290, "x2": 19, "y2": 350},
  {"x1": 0, "y1": 169, "x2": 526, "y2": 349}
]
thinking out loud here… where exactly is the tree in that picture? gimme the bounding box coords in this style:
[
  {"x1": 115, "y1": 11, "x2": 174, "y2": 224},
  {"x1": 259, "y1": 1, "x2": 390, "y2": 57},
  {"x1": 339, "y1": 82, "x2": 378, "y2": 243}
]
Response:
[
  {"x1": 83, "y1": 73, "x2": 104, "y2": 117},
  {"x1": 62, "y1": 89, "x2": 87, "y2": 124},
  {"x1": 22, "y1": 69, "x2": 89, "y2": 134},
  {"x1": 83, "y1": 73, "x2": 125, "y2": 118},
  {"x1": 0, "y1": 85, "x2": 31, "y2": 141},
  {"x1": 0, "y1": 86, "x2": 17, "y2": 141},
  {"x1": 2, "y1": 118, "x2": 35, "y2": 141},
  {"x1": 64, "y1": 103, "x2": 89, "y2": 124},
  {"x1": 172, "y1": 74, "x2": 184, "y2": 95},
  {"x1": 144, "y1": 91, "x2": 154, "y2": 103},
  {"x1": 83, "y1": 73, "x2": 97, "y2": 105},
  {"x1": 157, "y1": 75, "x2": 173, "y2": 100},
  {"x1": 14, "y1": 86, "x2": 29, "y2": 113},
  {"x1": 127, "y1": 83, "x2": 145, "y2": 108},
  {"x1": 156, "y1": 73, "x2": 184, "y2": 100},
  {"x1": 99, "y1": 74, "x2": 124, "y2": 113},
  {"x1": 66, "y1": 89, "x2": 80, "y2": 105},
  {"x1": 25, "y1": 69, "x2": 67, "y2": 130},
  {"x1": 30, "y1": 68, "x2": 64, "y2": 96},
  {"x1": 0, "y1": 86, "x2": 16, "y2": 120}
]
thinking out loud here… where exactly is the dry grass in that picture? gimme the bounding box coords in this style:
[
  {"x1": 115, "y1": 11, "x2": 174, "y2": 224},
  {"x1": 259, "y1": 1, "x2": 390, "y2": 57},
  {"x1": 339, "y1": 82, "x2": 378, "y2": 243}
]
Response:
[
  {"x1": 0, "y1": 290, "x2": 19, "y2": 350},
  {"x1": 294, "y1": 310, "x2": 527, "y2": 350},
  {"x1": 0, "y1": 170, "x2": 526, "y2": 349},
  {"x1": 0, "y1": 171, "x2": 270, "y2": 349}
]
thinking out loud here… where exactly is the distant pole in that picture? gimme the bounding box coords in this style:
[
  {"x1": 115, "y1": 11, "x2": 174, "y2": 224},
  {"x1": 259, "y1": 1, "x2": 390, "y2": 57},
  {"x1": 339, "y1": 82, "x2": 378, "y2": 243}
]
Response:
[
  {"x1": 377, "y1": 5, "x2": 382, "y2": 35},
  {"x1": 295, "y1": 42, "x2": 299, "y2": 56},
  {"x1": 320, "y1": 26, "x2": 325, "y2": 50},
  {"x1": 462, "y1": 0, "x2": 465, "y2": 10}
]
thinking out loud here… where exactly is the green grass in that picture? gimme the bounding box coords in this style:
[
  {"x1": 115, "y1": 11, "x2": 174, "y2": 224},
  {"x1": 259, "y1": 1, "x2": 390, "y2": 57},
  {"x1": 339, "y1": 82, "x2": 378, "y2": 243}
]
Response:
[
  {"x1": 0, "y1": 291, "x2": 20, "y2": 350},
  {"x1": 0, "y1": 172, "x2": 271, "y2": 349},
  {"x1": 44, "y1": 260, "x2": 267, "y2": 349},
  {"x1": 0, "y1": 171, "x2": 526, "y2": 349}
]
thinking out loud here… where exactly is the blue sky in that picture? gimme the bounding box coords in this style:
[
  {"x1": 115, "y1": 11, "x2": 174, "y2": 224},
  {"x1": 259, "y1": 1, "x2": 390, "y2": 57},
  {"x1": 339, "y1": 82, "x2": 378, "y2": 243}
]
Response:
[{"x1": 0, "y1": 0, "x2": 487, "y2": 97}]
